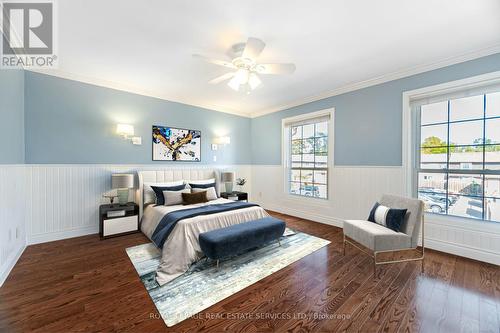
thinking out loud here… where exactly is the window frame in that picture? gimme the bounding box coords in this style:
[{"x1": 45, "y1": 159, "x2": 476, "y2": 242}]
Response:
[
  {"x1": 282, "y1": 108, "x2": 334, "y2": 203},
  {"x1": 402, "y1": 71, "x2": 500, "y2": 225},
  {"x1": 416, "y1": 95, "x2": 500, "y2": 221}
]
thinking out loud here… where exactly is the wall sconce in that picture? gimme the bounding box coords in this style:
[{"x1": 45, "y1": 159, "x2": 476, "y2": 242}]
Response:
[
  {"x1": 116, "y1": 124, "x2": 142, "y2": 145},
  {"x1": 212, "y1": 136, "x2": 230, "y2": 150}
]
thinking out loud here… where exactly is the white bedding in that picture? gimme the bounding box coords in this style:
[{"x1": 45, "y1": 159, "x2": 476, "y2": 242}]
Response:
[{"x1": 140, "y1": 198, "x2": 269, "y2": 285}]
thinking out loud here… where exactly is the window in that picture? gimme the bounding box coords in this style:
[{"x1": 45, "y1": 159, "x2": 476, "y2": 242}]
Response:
[
  {"x1": 283, "y1": 110, "x2": 332, "y2": 200},
  {"x1": 417, "y1": 91, "x2": 500, "y2": 222}
]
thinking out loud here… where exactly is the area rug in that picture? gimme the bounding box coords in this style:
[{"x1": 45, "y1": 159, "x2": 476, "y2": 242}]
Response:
[{"x1": 126, "y1": 229, "x2": 330, "y2": 327}]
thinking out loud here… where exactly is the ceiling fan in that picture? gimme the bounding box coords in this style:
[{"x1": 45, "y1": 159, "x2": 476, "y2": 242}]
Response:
[{"x1": 193, "y1": 37, "x2": 296, "y2": 93}]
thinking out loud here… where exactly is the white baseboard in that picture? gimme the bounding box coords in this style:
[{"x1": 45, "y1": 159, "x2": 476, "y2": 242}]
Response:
[
  {"x1": 0, "y1": 243, "x2": 26, "y2": 287},
  {"x1": 28, "y1": 226, "x2": 99, "y2": 245},
  {"x1": 425, "y1": 238, "x2": 500, "y2": 266}
]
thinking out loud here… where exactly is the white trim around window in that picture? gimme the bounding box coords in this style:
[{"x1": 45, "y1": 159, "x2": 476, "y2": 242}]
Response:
[
  {"x1": 281, "y1": 108, "x2": 335, "y2": 205},
  {"x1": 402, "y1": 70, "x2": 500, "y2": 226}
]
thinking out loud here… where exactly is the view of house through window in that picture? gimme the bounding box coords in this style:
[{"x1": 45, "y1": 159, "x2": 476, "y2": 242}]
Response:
[
  {"x1": 418, "y1": 92, "x2": 500, "y2": 222},
  {"x1": 289, "y1": 121, "x2": 328, "y2": 199}
]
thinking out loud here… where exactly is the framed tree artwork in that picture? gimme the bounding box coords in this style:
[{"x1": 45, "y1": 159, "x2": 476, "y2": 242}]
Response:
[{"x1": 152, "y1": 125, "x2": 201, "y2": 161}]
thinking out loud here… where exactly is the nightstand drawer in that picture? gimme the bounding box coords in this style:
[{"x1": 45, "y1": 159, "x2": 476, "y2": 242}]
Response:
[
  {"x1": 103, "y1": 215, "x2": 138, "y2": 237},
  {"x1": 220, "y1": 191, "x2": 248, "y2": 201}
]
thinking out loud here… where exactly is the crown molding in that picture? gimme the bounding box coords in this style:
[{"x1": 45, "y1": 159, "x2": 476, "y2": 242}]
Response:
[
  {"x1": 25, "y1": 44, "x2": 500, "y2": 119},
  {"x1": 249, "y1": 44, "x2": 500, "y2": 118},
  {"x1": 26, "y1": 68, "x2": 253, "y2": 118}
]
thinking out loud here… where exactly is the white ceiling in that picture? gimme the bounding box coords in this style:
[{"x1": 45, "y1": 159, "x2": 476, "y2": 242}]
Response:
[{"x1": 44, "y1": 0, "x2": 500, "y2": 117}]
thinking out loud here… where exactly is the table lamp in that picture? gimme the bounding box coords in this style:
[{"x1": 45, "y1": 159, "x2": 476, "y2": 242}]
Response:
[
  {"x1": 221, "y1": 172, "x2": 235, "y2": 193},
  {"x1": 112, "y1": 174, "x2": 134, "y2": 205}
]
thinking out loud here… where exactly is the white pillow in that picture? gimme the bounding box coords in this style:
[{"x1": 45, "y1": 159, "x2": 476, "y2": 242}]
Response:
[
  {"x1": 188, "y1": 178, "x2": 215, "y2": 185},
  {"x1": 163, "y1": 188, "x2": 190, "y2": 206},
  {"x1": 374, "y1": 205, "x2": 390, "y2": 226},
  {"x1": 143, "y1": 181, "x2": 184, "y2": 204},
  {"x1": 192, "y1": 187, "x2": 217, "y2": 201}
]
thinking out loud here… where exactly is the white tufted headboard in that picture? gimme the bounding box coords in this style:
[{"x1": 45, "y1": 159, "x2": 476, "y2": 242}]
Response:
[{"x1": 137, "y1": 168, "x2": 221, "y2": 219}]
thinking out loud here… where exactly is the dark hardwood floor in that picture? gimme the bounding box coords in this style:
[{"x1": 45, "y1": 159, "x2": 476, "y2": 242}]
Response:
[{"x1": 1, "y1": 211, "x2": 499, "y2": 332}]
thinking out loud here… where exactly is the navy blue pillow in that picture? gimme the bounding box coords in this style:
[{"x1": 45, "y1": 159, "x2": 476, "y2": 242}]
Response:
[
  {"x1": 151, "y1": 184, "x2": 186, "y2": 205},
  {"x1": 385, "y1": 209, "x2": 407, "y2": 232},
  {"x1": 189, "y1": 182, "x2": 216, "y2": 189},
  {"x1": 368, "y1": 202, "x2": 407, "y2": 232},
  {"x1": 367, "y1": 202, "x2": 380, "y2": 222}
]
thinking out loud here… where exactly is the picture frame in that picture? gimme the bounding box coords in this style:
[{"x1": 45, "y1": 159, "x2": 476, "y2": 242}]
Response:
[{"x1": 152, "y1": 125, "x2": 201, "y2": 161}]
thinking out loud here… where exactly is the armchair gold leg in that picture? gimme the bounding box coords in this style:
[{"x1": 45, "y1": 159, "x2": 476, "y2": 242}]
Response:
[
  {"x1": 373, "y1": 253, "x2": 377, "y2": 277},
  {"x1": 343, "y1": 234, "x2": 346, "y2": 256}
]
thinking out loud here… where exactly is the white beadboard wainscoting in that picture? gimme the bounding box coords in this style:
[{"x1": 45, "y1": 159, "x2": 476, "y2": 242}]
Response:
[
  {"x1": 0, "y1": 165, "x2": 27, "y2": 286},
  {"x1": 251, "y1": 165, "x2": 500, "y2": 265},
  {"x1": 2, "y1": 163, "x2": 498, "y2": 287},
  {"x1": 25, "y1": 164, "x2": 252, "y2": 245}
]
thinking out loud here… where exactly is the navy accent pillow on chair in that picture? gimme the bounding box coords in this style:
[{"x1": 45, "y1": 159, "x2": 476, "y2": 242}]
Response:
[
  {"x1": 189, "y1": 182, "x2": 216, "y2": 189},
  {"x1": 368, "y1": 202, "x2": 380, "y2": 222},
  {"x1": 151, "y1": 184, "x2": 186, "y2": 205},
  {"x1": 368, "y1": 202, "x2": 407, "y2": 232}
]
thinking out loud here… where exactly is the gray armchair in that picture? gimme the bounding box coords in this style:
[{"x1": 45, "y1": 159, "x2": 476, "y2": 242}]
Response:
[{"x1": 343, "y1": 194, "x2": 425, "y2": 274}]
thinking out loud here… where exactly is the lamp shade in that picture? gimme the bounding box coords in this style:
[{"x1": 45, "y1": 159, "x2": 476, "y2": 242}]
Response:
[
  {"x1": 214, "y1": 136, "x2": 230, "y2": 145},
  {"x1": 116, "y1": 124, "x2": 134, "y2": 137},
  {"x1": 221, "y1": 172, "x2": 235, "y2": 182},
  {"x1": 112, "y1": 174, "x2": 134, "y2": 189}
]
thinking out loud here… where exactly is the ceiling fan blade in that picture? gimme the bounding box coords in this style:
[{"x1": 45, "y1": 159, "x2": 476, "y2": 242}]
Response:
[
  {"x1": 208, "y1": 72, "x2": 235, "y2": 84},
  {"x1": 257, "y1": 63, "x2": 296, "y2": 75},
  {"x1": 192, "y1": 54, "x2": 236, "y2": 69},
  {"x1": 242, "y1": 37, "x2": 266, "y2": 60}
]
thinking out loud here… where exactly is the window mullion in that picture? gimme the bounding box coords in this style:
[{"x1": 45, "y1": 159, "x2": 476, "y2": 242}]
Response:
[
  {"x1": 446, "y1": 100, "x2": 450, "y2": 214},
  {"x1": 300, "y1": 136, "x2": 304, "y2": 195},
  {"x1": 312, "y1": 125, "x2": 316, "y2": 190},
  {"x1": 482, "y1": 94, "x2": 486, "y2": 220}
]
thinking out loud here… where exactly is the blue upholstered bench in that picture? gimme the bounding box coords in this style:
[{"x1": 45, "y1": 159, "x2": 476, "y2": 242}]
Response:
[{"x1": 199, "y1": 216, "x2": 286, "y2": 267}]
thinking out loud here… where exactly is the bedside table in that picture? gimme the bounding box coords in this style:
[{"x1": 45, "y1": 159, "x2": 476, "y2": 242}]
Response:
[
  {"x1": 220, "y1": 191, "x2": 248, "y2": 202},
  {"x1": 99, "y1": 202, "x2": 139, "y2": 239}
]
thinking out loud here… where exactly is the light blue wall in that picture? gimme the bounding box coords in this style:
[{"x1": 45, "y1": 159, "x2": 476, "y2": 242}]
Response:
[
  {"x1": 24, "y1": 71, "x2": 251, "y2": 164},
  {"x1": 0, "y1": 70, "x2": 24, "y2": 164},
  {"x1": 251, "y1": 53, "x2": 500, "y2": 166},
  {"x1": 19, "y1": 53, "x2": 500, "y2": 165}
]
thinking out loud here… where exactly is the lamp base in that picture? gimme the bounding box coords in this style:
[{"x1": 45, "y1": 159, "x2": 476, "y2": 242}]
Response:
[
  {"x1": 224, "y1": 182, "x2": 233, "y2": 194},
  {"x1": 117, "y1": 188, "x2": 129, "y2": 205}
]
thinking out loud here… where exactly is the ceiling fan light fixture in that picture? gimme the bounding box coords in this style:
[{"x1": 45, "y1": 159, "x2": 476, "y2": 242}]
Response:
[
  {"x1": 227, "y1": 76, "x2": 241, "y2": 91},
  {"x1": 228, "y1": 68, "x2": 250, "y2": 91},
  {"x1": 234, "y1": 69, "x2": 249, "y2": 84},
  {"x1": 248, "y1": 73, "x2": 261, "y2": 90}
]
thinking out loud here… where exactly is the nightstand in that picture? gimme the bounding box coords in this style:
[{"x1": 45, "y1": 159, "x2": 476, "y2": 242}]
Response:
[
  {"x1": 99, "y1": 202, "x2": 139, "y2": 239},
  {"x1": 220, "y1": 191, "x2": 248, "y2": 202}
]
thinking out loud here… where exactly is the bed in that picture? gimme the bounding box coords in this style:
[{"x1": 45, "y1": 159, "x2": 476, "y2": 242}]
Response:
[{"x1": 138, "y1": 169, "x2": 269, "y2": 285}]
